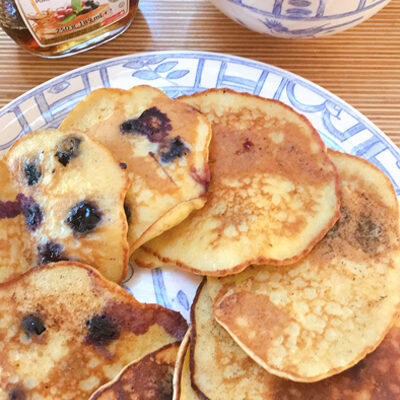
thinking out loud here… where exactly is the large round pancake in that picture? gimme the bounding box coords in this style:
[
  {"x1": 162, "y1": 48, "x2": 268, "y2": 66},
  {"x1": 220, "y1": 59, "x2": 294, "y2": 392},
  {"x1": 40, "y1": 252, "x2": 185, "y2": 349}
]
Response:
[
  {"x1": 90, "y1": 342, "x2": 180, "y2": 400},
  {"x1": 192, "y1": 279, "x2": 400, "y2": 400},
  {"x1": 142, "y1": 89, "x2": 340, "y2": 276},
  {"x1": 0, "y1": 262, "x2": 188, "y2": 400},
  {"x1": 172, "y1": 329, "x2": 199, "y2": 400},
  {"x1": 5, "y1": 129, "x2": 130, "y2": 283},
  {"x1": 0, "y1": 160, "x2": 33, "y2": 283},
  {"x1": 211, "y1": 151, "x2": 400, "y2": 382},
  {"x1": 60, "y1": 85, "x2": 211, "y2": 252}
]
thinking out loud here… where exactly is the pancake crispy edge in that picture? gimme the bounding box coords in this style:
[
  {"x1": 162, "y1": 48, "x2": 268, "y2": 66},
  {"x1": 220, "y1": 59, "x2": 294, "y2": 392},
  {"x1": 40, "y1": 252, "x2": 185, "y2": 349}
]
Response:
[
  {"x1": 5, "y1": 129, "x2": 130, "y2": 283},
  {"x1": 172, "y1": 328, "x2": 199, "y2": 400},
  {"x1": 90, "y1": 341, "x2": 180, "y2": 400},
  {"x1": 60, "y1": 85, "x2": 212, "y2": 253},
  {"x1": 142, "y1": 88, "x2": 340, "y2": 276},
  {"x1": 211, "y1": 150, "x2": 400, "y2": 382},
  {"x1": 0, "y1": 261, "x2": 188, "y2": 400}
]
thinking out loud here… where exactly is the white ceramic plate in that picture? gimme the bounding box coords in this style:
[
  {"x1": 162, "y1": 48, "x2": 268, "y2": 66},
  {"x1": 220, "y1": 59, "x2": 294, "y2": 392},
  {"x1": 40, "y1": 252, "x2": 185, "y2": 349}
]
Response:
[{"x1": 1, "y1": 50, "x2": 399, "y2": 321}]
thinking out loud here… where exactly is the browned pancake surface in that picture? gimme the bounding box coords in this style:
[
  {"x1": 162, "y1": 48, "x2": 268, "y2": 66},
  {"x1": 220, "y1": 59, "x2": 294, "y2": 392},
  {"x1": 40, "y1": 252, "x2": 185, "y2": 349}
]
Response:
[
  {"x1": 143, "y1": 89, "x2": 340, "y2": 275},
  {"x1": 5, "y1": 130, "x2": 130, "y2": 283},
  {"x1": 60, "y1": 86, "x2": 211, "y2": 252},
  {"x1": 211, "y1": 151, "x2": 400, "y2": 382},
  {"x1": 90, "y1": 342, "x2": 180, "y2": 400},
  {"x1": 0, "y1": 262, "x2": 188, "y2": 400}
]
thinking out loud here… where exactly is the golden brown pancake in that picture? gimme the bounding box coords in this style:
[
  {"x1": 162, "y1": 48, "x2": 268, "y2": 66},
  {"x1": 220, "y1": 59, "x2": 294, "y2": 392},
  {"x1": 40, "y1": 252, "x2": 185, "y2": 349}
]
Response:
[
  {"x1": 90, "y1": 342, "x2": 180, "y2": 400},
  {"x1": 60, "y1": 85, "x2": 212, "y2": 252},
  {"x1": 5, "y1": 130, "x2": 130, "y2": 283},
  {"x1": 172, "y1": 329, "x2": 199, "y2": 400},
  {"x1": 0, "y1": 160, "x2": 33, "y2": 283},
  {"x1": 211, "y1": 151, "x2": 400, "y2": 382},
  {"x1": 142, "y1": 89, "x2": 340, "y2": 276},
  {"x1": 193, "y1": 279, "x2": 400, "y2": 400},
  {"x1": 0, "y1": 262, "x2": 188, "y2": 400}
]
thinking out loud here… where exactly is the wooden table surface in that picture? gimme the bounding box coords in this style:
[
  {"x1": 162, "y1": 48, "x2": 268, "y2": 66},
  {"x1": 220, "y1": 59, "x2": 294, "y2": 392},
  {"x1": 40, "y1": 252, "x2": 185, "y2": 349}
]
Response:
[{"x1": 0, "y1": 0, "x2": 399, "y2": 146}]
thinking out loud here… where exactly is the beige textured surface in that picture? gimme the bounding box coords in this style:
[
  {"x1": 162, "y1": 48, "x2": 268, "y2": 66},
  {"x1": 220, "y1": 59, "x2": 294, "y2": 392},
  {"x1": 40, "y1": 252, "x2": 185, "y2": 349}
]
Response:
[
  {"x1": 196, "y1": 280, "x2": 400, "y2": 400},
  {"x1": 143, "y1": 89, "x2": 340, "y2": 275},
  {"x1": 0, "y1": 0, "x2": 399, "y2": 147},
  {"x1": 211, "y1": 151, "x2": 400, "y2": 382},
  {"x1": 5, "y1": 130, "x2": 130, "y2": 283},
  {"x1": 60, "y1": 86, "x2": 211, "y2": 252},
  {"x1": 0, "y1": 262, "x2": 188, "y2": 400}
]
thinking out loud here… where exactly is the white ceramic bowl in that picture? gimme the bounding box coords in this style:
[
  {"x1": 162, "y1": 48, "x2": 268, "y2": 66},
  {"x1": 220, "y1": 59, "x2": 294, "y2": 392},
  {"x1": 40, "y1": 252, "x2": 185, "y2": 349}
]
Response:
[{"x1": 210, "y1": 0, "x2": 392, "y2": 38}]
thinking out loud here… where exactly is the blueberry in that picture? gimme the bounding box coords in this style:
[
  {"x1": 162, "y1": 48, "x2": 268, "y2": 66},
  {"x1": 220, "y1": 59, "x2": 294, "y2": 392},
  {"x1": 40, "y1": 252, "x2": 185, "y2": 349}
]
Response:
[
  {"x1": 66, "y1": 201, "x2": 101, "y2": 234},
  {"x1": 119, "y1": 162, "x2": 127, "y2": 170},
  {"x1": 17, "y1": 193, "x2": 43, "y2": 231},
  {"x1": 56, "y1": 136, "x2": 82, "y2": 167},
  {"x1": 160, "y1": 137, "x2": 189, "y2": 163},
  {"x1": 23, "y1": 161, "x2": 41, "y2": 186},
  {"x1": 85, "y1": 314, "x2": 120, "y2": 346},
  {"x1": 120, "y1": 107, "x2": 172, "y2": 143},
  {"x1": 37, "y1": 241, "x2": 67, "y2": 265},
  {"x1": 8, "y1": 388, "x2": 26, "y2": 400},
  {"x1": 0, "y1": 199, "x2": 21, "y2": 219},
  {"x1": 21, "y1": 314, "x2": 46, "y2": 337}
]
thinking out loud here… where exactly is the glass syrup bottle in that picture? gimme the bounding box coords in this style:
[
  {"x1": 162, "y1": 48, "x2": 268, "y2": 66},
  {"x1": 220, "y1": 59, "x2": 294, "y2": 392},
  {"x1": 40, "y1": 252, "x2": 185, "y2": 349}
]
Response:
[{"x1": 0, "y1": 0, "x2": 138, "y2": 57}]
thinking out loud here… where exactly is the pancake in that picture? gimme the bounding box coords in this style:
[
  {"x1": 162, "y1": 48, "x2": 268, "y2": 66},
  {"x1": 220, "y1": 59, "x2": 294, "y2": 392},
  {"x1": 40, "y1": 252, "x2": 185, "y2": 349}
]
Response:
[
  {"x1": 142, "y1": 89, "x2": 340, "y2": 276},
  {"x1": 0, "y1": 160, "x2": 33, "y2": 283},
  {"x1": 60, "y1": 85, "x2": 212, "y2": 252},
  {"x1": 0, "y1": 262, "x2": 188, "y2": 400},
  {"x1": 90, "y1": 342, "x2": 180, "y2": 400},
  {"x1": 193, "y1": 279, "x2": 400, "y2": 400},
  {"x1": 5, "y1": 129, "x2": 130, "y2": 283},
  {"x1": 211, "y1": 151, "x2": 400, "y2": 382},
  {"x1": 172, "y1": 329, "x2": 199, "y2": 400}
]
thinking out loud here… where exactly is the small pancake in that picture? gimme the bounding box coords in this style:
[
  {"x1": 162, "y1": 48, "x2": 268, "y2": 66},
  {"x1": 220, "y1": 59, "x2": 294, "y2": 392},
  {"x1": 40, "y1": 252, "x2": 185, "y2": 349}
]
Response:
[
  {"x1": 5, "y1": 129, "x2": 130, "y2": 283},
  {"x1": 211, "y1": 151, "x2": 400, "y2": 382},
  {"x1": 90, "y1": 342, "x2": 180, "y2": 400},
  {"x1": 142, "y1": 89, "x2": 340, "y2": 276},
  {"x1": 0, "y1": 262, "x2": 188, "y2": 400},
  {"x1": 0, "y1": 160, "x2": 33, "y2": 283},
  {"x1": 193, "y1": 280, "x2": 400, "y2": 400},
  {"x1": 172, "y1": 328, "x2": 199, "y2": 400},
  {"x1": 60, "y1": 85, "x2": 212, "y2": 252}
]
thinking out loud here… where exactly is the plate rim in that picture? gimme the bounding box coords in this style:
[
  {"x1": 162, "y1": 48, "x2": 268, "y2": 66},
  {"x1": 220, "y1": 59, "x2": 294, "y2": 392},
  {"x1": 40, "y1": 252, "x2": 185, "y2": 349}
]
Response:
[{"x1": 0, "y1": 49, "x2": 398, "y2": 158}]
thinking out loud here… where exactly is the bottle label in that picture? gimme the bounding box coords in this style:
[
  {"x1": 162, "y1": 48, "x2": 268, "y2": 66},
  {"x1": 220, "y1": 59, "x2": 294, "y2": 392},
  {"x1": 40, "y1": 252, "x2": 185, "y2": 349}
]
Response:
[{"x1": 14, "y1": 0, "x2": 129, "y2": 47}]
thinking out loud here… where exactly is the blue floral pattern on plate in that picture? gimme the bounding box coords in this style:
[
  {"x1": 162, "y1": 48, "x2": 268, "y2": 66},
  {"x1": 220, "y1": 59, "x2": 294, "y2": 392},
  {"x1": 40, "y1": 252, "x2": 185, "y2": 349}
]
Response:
[{"x1": 1, "y1": 51, "x2": 398, "y2": 320}]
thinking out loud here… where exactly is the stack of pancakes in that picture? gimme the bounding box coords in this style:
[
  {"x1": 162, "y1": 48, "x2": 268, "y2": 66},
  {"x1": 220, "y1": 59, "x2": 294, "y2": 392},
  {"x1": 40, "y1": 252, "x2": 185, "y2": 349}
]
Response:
[{"x1": 0, "y1": 85, "x2": 399, "y2": 399}]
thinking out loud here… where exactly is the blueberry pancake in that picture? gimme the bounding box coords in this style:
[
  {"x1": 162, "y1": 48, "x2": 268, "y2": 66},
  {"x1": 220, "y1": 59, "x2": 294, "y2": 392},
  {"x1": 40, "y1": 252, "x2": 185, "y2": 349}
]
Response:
[
  {"x1": 90, "y1": 342, "x2": 180, "y2": 400},
  {"x1": 0, "y1": 262, "x2": 188, "y2": 400},
  {"x1": 142, "y1": 89, "x2": 340, "y2": 276},
  {"x1": 5, "y1": 129, "x2": 130, "y2": 283},
  {"x1": 192, "y1": 279, "x2": 400, "y2": 400},
  {"x1": 0, "y1": 160, "x2": 33, "y2": 283},
  {"x1": 60, "y1": 85, "x2": 211, "y2": 252},
  {"x1": 210, "y1": 151, "x2": 400, "y2": 382}
]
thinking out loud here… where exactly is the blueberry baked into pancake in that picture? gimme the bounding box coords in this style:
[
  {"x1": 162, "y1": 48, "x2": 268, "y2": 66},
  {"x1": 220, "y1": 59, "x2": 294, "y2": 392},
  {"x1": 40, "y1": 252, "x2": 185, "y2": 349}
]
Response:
[
  {"x1": 0, "y1": 262, "x2": 187, "y2": 400},
  {"x1": 5, "y1": 130, "x2": 130, "y2": 283},
  {"x1": 60, "y1": 85, "x2": 212, "y2": 253}
]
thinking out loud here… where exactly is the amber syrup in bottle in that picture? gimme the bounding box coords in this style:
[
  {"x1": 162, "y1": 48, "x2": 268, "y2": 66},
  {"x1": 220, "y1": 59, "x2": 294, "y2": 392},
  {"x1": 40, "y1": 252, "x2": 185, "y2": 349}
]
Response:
[{"x1": 0, "y1": 0, "x2": 138, "y2": 57}]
